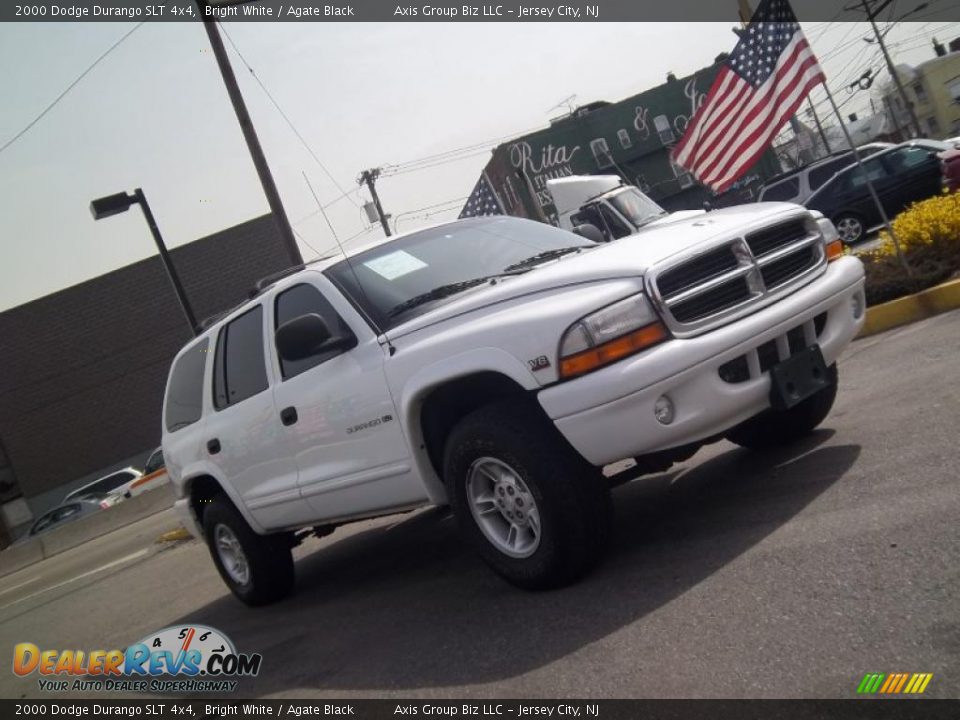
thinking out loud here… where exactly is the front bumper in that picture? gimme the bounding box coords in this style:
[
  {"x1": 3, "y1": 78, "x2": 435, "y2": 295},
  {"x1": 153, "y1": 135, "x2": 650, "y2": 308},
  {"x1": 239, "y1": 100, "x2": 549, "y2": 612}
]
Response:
[{"x1": 538, "y1": 256, "x2": 865, "y2": 466}]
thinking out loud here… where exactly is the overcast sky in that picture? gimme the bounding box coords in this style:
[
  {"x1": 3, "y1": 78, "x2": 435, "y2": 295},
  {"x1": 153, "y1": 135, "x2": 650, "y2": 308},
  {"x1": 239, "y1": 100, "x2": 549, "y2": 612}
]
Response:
[{"x1": 1, "y1": 15, "x2": 957, "y2": 311}]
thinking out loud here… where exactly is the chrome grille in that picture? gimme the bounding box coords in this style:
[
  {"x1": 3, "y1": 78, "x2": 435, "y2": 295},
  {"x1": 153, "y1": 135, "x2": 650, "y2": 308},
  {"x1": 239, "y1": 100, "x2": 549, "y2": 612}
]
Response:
[{"x1": 648, "y1": 214, "x2": 826, "y2": 337}]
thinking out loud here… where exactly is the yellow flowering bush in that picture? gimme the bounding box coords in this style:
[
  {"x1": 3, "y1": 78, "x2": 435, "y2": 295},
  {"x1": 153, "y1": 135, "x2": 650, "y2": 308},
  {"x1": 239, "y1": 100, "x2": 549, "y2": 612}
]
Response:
[{"x1": 858, "y1": 192, "x2": 960, "y2": 306}]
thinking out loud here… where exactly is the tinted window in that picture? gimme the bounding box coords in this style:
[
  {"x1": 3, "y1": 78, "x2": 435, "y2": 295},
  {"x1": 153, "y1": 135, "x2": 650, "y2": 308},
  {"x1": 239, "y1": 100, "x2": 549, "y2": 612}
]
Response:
[
  {"x1": 808, "y1": 156, "x2": 853, "y2": 190},
  {"x1": 275, "y1": 284, "x2": 354, "y2": 379},
  {"x1": 847, "y1": 158, "x2": 888, "y2": 189},
  {"x1": 144, "y1": 449, "x2": 164, "y2": 474},
  {"x1": 214, "y1": 306, "x2": 268, "y2": 409},
  {"x1": 884, "y1": 147, "x2": 932, "y2": 173},
  {"x1": 759, "y1": 176, "x2": 800, "y2": 201},
  {"x1": 164, "y1": 339, "x2": 209, "y2": 432}
]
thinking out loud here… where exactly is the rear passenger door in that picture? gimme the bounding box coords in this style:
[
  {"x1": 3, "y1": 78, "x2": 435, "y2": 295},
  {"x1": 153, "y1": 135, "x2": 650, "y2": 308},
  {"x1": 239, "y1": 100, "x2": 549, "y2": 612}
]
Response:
[{"x1": 202, "y1": 305, "x2": 307, "y2": 531}]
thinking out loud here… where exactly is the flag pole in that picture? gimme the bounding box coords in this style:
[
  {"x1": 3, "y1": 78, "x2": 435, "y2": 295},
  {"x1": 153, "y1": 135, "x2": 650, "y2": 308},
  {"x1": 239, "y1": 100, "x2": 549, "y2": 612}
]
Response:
[{"x1": 822, "y1": 84, "x2": 911, "y2": 277}]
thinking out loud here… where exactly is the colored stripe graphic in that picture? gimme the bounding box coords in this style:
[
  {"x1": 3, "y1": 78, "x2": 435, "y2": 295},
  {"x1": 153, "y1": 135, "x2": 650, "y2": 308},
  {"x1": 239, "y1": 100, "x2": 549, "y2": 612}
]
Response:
[{"x1": 857, "y1": 673, "x2": 932, "y2": 694}]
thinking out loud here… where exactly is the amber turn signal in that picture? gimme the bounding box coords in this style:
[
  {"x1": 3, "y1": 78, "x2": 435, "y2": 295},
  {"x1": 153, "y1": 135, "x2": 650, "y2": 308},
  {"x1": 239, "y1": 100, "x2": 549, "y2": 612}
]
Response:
[
  {"x1": 826, "y1": 239, "x2": 844, "y2": 262},
  {"x1": 559, "y1": 322, "x2": 668, "y2": 379}
]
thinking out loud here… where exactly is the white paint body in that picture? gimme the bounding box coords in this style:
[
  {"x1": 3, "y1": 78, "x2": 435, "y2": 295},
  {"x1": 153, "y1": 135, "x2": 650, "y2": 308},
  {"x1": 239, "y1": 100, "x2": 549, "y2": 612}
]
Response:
[{"x1": 163, "y1": 204, "x2": 865, "y2": 538}]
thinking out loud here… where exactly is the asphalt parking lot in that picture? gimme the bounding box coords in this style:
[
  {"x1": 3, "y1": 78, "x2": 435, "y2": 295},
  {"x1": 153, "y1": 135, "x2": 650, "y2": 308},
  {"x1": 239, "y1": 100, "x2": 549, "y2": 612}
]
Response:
[{"x1": 1, "y1": 309, "x2": 958, "y2": 700}]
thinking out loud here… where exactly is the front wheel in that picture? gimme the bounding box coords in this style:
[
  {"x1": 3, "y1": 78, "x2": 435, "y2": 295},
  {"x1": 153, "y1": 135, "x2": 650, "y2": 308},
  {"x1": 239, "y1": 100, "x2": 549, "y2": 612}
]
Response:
[
  {"x1": 444, "y1": 400, "x2": 612, "y2": 590},
  {"x1": 203, "y1": 495, "x2": 294, "y2": 606},
  {"x1": 834, "y1": 213, "x2": 865, "y2": 244},
  {"x1": 727, "y1": 364, "x2": 839, "y2": 449}
]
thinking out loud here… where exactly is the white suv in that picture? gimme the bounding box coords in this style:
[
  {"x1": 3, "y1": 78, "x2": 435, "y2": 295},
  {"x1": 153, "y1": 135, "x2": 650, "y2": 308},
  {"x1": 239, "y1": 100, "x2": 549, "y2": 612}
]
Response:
[{"x1": 163, "y1": 212, "x2": 865, "y2": 605}]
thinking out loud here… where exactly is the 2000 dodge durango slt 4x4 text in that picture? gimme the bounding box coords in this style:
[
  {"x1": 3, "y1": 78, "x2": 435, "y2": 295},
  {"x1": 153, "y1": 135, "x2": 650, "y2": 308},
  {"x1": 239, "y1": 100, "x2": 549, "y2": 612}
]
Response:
[{"x1": 162, "y1": 207, "x2": 865, "y2": 605}]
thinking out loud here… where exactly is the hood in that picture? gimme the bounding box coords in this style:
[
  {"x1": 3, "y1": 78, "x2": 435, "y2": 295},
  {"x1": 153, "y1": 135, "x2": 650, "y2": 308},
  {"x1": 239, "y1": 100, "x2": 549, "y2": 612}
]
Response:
[{"x1": 389, "y1": 202, "x2": 811, "y2": 338}]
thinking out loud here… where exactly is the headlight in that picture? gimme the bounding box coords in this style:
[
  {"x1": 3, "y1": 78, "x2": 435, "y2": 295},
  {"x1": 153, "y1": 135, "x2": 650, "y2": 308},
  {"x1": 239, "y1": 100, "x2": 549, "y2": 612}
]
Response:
[
  {"x1": 558, "y1": 293, "x2": 668, "y2": 379},
  {"x1": 817, "y1": 217, "x2": 844, "y2": 261}
]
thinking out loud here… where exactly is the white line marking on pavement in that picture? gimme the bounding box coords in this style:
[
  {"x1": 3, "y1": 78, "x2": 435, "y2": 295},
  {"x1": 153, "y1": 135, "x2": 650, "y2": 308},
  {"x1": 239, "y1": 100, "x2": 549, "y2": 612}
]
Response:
[
  {"x1": 0, "y1": 549, "x2": 150, "y2": 611},
  {"x1": 0, "y1": 576, "x2": 45, "y2": 597}
]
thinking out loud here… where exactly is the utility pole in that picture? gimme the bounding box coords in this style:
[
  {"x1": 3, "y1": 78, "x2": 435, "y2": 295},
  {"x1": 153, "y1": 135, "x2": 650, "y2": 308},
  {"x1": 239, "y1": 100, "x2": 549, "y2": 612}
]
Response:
[
  {"x1": 859, "y1": 0, "x2": 924, "y2": 138},
  {"x1": 359, "y1": 168, "x2": 392, "y2": 237},
  {"x1": 195, "y1": 0, "x2": 303, "y2": 265}
]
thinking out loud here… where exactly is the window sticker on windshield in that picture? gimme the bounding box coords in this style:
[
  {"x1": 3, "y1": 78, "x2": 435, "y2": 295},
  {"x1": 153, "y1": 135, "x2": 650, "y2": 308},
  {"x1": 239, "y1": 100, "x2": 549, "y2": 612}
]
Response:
[{"x1": 363, "y1": 250, "x2": 428, "y2": 280}]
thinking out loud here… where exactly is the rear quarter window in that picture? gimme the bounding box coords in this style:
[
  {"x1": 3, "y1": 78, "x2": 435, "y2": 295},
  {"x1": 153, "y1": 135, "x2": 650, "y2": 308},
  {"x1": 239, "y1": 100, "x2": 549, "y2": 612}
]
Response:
[{"x1": 165, "y1": 339, "x2": 209, "y2": 432}]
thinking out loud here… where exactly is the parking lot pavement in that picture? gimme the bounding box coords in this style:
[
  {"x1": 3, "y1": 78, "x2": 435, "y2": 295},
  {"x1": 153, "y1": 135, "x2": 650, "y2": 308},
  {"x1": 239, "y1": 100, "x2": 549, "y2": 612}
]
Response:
[{"x1": 2, "y1": 309, "x2": 959, "y2": 700}]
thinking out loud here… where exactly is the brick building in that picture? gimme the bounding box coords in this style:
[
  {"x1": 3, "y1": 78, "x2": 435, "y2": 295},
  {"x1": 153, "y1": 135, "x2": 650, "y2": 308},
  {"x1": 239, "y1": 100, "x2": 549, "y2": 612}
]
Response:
[{"x1": 0, "y1": 214, "x2": 293, "y2": 540}]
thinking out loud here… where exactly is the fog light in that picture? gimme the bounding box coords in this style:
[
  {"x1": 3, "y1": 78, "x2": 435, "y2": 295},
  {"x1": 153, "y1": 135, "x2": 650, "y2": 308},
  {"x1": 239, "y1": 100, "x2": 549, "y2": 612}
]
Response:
[
  {"x1": 851, "y1": 292, "x2": 864, "y2": 320},
  {"x1": 654, "y1": 395, "x2": 675, "y2": 425}
]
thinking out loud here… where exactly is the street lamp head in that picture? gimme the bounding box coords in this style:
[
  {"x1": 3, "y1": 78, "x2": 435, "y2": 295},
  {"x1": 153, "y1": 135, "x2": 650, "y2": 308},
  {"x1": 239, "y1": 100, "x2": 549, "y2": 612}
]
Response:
[{"x1": 90, "y1": 191, "x2": 137, "y2": 221}]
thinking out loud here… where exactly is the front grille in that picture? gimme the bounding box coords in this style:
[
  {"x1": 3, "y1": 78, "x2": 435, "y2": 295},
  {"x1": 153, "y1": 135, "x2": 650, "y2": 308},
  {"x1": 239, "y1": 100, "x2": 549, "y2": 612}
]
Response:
[
  {"x1": 657, "y1": 245, "x2": 739, "y2": 298},
  {"x1": 745, "y1": 219, "x2": 808, "y2": 257},
  {"x1": 671, "y1": 278, "x2": 752, "y2": 323},
  {"x1": 650, "y1": 213, "x2": 826, "y2": 336},
  {"x1": 761, "y1": 245, "x2": 818, "y2": 288}
]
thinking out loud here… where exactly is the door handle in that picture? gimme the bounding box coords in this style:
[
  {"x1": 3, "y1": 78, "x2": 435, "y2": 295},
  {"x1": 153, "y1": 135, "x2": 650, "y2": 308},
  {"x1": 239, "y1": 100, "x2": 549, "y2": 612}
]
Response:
[
  {"x1": 207, "y1": 439, "x2": 221, "y2": 455},
  {"x1": 280, "y1": 406, "x2": 298, "y2": 426}
]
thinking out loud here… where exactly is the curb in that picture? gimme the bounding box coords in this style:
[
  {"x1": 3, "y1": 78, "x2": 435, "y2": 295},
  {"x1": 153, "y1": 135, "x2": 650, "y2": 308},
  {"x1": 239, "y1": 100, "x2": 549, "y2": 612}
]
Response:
[
  {"x1": 858, "y1": 278, "x2": 960, "y2": 338},
  {"x1": 157, "y1": 527, "x2": 192, "y2": 543}
]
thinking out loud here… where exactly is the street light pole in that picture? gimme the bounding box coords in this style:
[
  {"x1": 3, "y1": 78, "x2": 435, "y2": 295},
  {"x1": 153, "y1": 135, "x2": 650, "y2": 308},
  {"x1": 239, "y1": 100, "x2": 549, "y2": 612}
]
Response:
[
  {"x1": 133, "y1": 189, "x2": 200, "y2": 335},
  {"x1": 859, "y1": 0, "x2": 924, "y2": 138},
  {"x1": 90, "y1": 189, "x2": 200, "y2": 336}
]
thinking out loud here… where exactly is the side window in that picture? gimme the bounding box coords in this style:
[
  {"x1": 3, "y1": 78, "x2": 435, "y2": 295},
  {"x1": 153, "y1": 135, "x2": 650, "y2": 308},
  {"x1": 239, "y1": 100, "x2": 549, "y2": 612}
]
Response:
[
  {"x1": 164, "y1": 339, "x2": 209, "y2": 433},
  {"x1": 275, "y1": 283, "x2": 355, "y2": 379},
  {"x1": 214, "y1": 306, "x2": 269, "y2": 409},
  {"x1": 144, "y1": 449, "x2": 164, "y2": 474},
  {"x1": 884, "y1": 147, "x2": 931, "y2": 173},
  {"x1": 808, "y1": 157, "x2": 852, "y2": 191},
  {"x1": 847, "y1": 159, "x2": 887, "y2": 189},
  {"x1": 759, "y1": 176, "x2": 800, "y2": 202},
  {"x1": 598, "y1": 205, "x2": 632, "y2": 239}
]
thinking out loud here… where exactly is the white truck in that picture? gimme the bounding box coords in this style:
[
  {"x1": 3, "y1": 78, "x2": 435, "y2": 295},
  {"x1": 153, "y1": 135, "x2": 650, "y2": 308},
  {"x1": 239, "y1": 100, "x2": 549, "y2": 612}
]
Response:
[
  {"x1": 162, "y1": 209, "x2": 865, "y2": 605},
  {"x1": 548, "y1": 174, "x2": 703, "y2": 241}
]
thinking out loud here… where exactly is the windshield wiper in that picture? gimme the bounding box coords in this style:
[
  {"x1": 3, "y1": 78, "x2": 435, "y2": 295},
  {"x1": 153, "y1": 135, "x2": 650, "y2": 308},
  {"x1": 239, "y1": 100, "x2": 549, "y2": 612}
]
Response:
[
  {"x1": 387, "y1": 274, "x2": 521, "y2": 318},
  {"x1": 502, "y1": 246, "x2": 587, "y2": 272}
]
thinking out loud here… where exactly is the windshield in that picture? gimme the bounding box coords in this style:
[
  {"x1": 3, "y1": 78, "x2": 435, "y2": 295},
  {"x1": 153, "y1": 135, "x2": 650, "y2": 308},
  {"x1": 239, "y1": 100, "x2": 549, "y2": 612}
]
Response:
[
  {"x1": 608, "y1": 187, "x2": 666, "y2": 228},
  {"x1": 325, "y1": 216, "x2": 594, "y2": 331}
]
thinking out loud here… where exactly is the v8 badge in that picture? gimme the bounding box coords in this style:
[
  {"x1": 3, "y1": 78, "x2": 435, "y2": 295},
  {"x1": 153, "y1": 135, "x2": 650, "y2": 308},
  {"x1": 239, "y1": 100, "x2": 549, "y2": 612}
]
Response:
[{"x1": 528, "y1": 355, "x2": 551, "y2": 371}]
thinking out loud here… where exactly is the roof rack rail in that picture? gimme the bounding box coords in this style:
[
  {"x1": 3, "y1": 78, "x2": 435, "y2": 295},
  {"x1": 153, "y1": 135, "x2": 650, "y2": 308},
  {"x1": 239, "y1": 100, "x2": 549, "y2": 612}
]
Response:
[{"x1": 249, "y1": 264, "x2": 306, "y2": 298}]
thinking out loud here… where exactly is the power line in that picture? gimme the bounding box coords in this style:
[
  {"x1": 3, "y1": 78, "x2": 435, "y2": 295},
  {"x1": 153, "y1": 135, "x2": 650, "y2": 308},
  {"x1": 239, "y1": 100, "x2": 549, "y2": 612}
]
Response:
[
  {"x1": 0, "y1": 22, "x2": 145, "y2": 157},
  {"x1": 217, "y1": 22, "x2": 358, "y2": 208}
]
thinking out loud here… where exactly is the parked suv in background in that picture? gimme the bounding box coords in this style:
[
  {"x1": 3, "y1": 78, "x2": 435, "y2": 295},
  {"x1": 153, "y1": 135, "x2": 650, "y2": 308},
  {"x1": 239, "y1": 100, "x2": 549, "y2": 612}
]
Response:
[
  {"x1": 163, "y1": 212, "x2": 865, "y2": 606},
  {"x1": 804, "y1": 140, "x2": 950, "y2": 244},
  {"x1": 757, "y1": 143, "x2": 892, "y2": 205}
]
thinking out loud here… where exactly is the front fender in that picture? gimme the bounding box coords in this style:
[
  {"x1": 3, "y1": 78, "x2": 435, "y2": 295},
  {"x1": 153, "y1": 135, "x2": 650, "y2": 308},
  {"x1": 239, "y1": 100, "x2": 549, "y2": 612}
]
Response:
[{"x1": 398, "y1": 348, "x2": 538, "y2": 504}]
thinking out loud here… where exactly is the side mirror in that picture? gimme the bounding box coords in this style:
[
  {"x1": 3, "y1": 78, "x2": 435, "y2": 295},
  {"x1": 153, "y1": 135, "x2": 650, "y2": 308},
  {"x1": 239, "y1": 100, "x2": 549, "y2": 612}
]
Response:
[
  {"x1": 275, "y1": 313, "x2": 352, "y2": 362},
  {"x1": 572, "y1": 223, "x2": 606, "y2": 244}
]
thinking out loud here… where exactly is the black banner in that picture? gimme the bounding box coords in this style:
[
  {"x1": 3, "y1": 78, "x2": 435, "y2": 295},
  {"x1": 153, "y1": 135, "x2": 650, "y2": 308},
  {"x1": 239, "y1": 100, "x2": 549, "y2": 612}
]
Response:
[
  {"x1": 2, "y1": 700, "x2": 960, "y2": 720},
  {"x1": 3, "y1": 0, "x2": 960, "y2": 22}
]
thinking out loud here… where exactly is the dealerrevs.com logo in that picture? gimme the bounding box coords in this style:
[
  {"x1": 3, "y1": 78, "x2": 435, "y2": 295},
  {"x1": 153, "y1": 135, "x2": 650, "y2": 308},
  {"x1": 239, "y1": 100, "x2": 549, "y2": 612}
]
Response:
[{"x1": 13, "y1": 625, "x2": 261, "y2": 693}]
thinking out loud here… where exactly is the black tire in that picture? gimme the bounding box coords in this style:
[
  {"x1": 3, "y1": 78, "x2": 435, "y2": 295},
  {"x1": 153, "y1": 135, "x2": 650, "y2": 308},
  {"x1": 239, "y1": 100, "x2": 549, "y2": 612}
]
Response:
[
  {"x1": 833, "y1": 212, "x2": 866, "y2": 245},
  {"x1": 443, "y1": 399, "x2": 612, "y2": 590},
  {"x1": 727, "y1": 364, "x2": 839, "y2": 449},
  {"x1": 203, "y1": 494, "x2": 294, "y2": 606}
]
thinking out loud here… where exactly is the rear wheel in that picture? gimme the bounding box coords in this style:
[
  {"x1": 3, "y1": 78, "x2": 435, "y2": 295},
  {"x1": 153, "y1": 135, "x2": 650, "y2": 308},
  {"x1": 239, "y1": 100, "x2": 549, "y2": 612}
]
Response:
[
  {"x1": 727, "y1": 364, "x2": 839, "y2": 449},
  {"x1": 834, "y1": 213, "x2": 865, "y2": 244},
  {"x1": 203, "y1": 495, "x2": 294, "y2": 606},
  {"x1": 444, "y1": 400, "x2": 612, "y2": 590}
]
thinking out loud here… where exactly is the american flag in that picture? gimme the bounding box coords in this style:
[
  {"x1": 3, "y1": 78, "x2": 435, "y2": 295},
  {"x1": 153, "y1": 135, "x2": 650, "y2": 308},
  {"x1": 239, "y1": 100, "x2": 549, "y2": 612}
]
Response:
[
  {"x1": 459, "y1": 172, "x2": 504, "y2": 218},
  {"x1": 671, "y1": 0, "x2": 825, "y2": 193}
]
